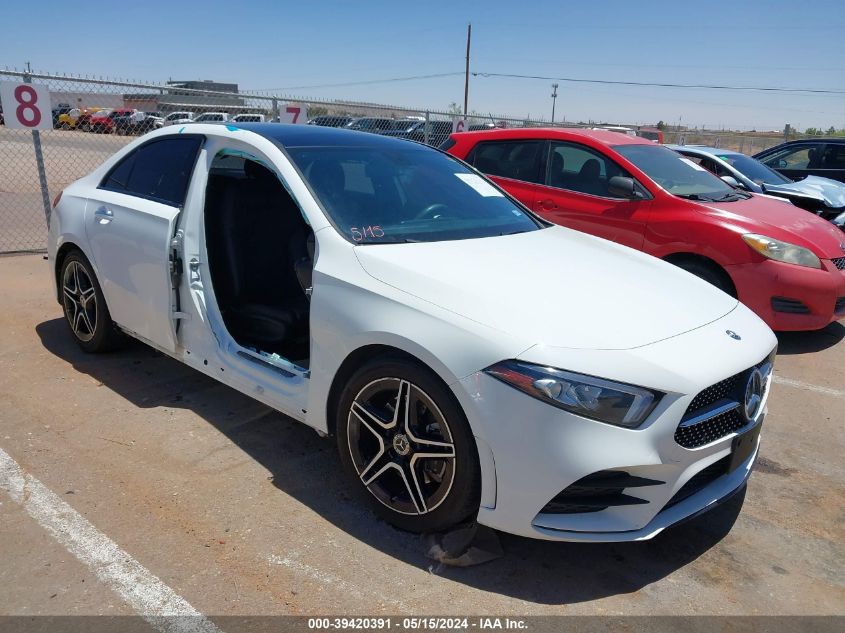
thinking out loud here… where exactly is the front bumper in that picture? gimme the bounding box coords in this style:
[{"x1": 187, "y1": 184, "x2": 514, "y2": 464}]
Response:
[
  {"x1": 452, "y1": 305, "x2": 777, "y2": 542},
  {"x1": 726, "y1": 259, "x2": 845, "y2": 331}
]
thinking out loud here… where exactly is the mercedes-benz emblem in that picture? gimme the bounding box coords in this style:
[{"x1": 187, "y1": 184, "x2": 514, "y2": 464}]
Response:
[
  {"x1": 743, "y1": 368, "x2": 765, "y2": 421},
  {"x1": 726, "y1": 330, "x2": 741, "y2": 340},
  {"x1": 392, "y1": 433, "x2": 411, "y2": 456}
]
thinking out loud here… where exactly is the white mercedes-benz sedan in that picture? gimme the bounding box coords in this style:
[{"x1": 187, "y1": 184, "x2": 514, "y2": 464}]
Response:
[{"x1": 47, "y1": 123, "x2": 777, "y2": 541}]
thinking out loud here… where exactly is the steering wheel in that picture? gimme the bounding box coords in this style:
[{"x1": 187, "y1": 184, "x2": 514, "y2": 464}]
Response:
[
  {"x1": 414, "y1": 203, "x2": 450, "y2": 220},
  {"x1": 660, "y1": 178, "x2": 677, "y2": 190}
]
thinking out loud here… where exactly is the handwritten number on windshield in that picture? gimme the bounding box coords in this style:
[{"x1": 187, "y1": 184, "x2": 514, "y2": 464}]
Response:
[{"x1": 350, "y1": 226, "x2": 385, "y2": 242}]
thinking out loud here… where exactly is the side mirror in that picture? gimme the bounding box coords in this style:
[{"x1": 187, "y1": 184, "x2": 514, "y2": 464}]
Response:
[
  {"x1": 720, "y1": 175, "x2": 741, "y2": 188},
  {"x1": 608, "y1": 176, "x2": 639, "y2": 199}
]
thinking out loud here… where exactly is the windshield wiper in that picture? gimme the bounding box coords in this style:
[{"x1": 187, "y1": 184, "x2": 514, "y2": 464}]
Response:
[
  {"x1": 499, "y1": 229, "x2": 530, "y2": 236},
  {"x1": 676, "y1": 193, "x2": 716, "y2": 201},
  {"x1": 712, "y1": 191, "x2": 749, "y2": 202}
]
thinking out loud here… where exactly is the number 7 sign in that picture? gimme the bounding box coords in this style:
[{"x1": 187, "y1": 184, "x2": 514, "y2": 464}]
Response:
[
  {"x1": 278, "y1": 102, "x2": 307, "y2": 124},
  {"x1": 0, "y1": 81, "x2": 53, "y2": 130}
]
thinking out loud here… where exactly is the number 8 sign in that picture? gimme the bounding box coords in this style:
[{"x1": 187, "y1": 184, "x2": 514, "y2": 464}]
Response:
[{"x1": 0, "y1": 81, "x2": 53, "y2": 130}]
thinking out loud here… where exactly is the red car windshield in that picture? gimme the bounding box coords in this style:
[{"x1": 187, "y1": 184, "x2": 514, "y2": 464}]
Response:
[{"x1": 616, "y1": 144, "x2": 743, "y2": 202}]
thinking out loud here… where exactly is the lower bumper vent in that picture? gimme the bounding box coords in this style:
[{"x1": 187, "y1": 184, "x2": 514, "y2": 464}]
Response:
[
  {"x1": 664, "y1": 456, "x2": 730, "y2": 509},
  {"x1": 540, "y1": 471, "x2": 663, "y2": 514},
  {"x1": 771, "y1": 297, "x2": 811, "y2": 314}
]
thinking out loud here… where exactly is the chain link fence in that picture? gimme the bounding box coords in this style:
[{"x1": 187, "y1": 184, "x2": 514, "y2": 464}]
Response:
[{"x1": 0, "y1": 68, "x2": 808, "y2": 253}]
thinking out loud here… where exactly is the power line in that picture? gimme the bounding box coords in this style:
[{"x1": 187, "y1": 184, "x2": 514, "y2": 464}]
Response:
[
  {"x1": 247, "y1": 72, "x2": 464, "y2": 92},
  {"x1": 472, "y1": 72, "x2": 845, "y2": 95}
]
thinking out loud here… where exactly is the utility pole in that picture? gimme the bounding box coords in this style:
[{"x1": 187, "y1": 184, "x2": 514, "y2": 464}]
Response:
[
  {"x1": 551, "y1": 83, "x2": 559, "y2": 124},
  {"x1": 463, "y1": 23, "x2": 472, "y2": 118}
]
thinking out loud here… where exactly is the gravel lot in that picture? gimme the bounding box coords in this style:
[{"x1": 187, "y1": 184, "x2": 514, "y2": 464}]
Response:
[{"x1": 0, "y1": 253, "x2": 843, "y2": 622}]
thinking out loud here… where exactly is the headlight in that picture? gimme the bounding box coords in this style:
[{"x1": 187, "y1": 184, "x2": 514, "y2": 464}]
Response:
[
  {"x1": 742, "y1": 234, "x2": 821, "y2": 268},
  {"x1": 484, "y1": 361, "x2": 662, "y2": 428}
]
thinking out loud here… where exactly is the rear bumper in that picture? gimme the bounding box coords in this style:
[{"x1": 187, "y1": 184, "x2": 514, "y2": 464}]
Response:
[{"x1": 726, "y1": 259, "x2": 845, "y2": 331}]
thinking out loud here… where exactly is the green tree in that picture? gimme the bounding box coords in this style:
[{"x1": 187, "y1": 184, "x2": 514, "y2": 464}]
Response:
[
  {"x1": 656, "y1": 120, "x2": 666, "y2": 130},
  {"x1": 827, "y1": 126, "x2": 836, "y2": 135}
]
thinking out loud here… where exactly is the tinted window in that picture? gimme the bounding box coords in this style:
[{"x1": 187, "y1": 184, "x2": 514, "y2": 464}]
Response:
[
  {"x1": 100, "y1": 137, "x2": 203, "y2": 207},
  {"x1": 822, "y1": 145, "x2": 845, "y2": 169},
  {"x1": 760, "y1": 144, "x2": 821, "y2": 170},
  {"x1": 287, "y1": 145, "x2": 541, "y2": 244},
  {"x1": 547, "y1": 142, "x2": 629, "y2": 197},
  {"x1": 715, "y1": 153, "x2": 790, "y2": 184},
  {"x1": 470, "y1": 141, "x2": 543, "y2": 184}
]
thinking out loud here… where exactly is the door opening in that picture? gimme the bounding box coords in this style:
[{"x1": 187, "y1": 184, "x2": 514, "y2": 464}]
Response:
[{"x1": 204, "y1": 151, "x2": 314, "y2": 368}]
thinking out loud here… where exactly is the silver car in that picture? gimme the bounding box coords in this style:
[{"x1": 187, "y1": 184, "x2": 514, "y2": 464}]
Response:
[{"x1": 670, "y1": 145, "x2": 845, "y2": 230}]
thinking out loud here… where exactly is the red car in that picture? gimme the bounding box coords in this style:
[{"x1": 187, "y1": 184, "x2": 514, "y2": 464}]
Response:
[
  {"x1": 444, "y1": 128, "x2": 845, "y2": 331},
  {"x1": 88, "y1": 108, "x2": 136, "y2": 133}
]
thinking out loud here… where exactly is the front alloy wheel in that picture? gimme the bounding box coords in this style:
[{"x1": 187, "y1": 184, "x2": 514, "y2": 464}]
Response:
[
  {"x1": 348, "y1": 377, "x2": 456, "y2": 515},
  {"x1": 337, "y1": 358, "x2": 480, "y2": 532}
]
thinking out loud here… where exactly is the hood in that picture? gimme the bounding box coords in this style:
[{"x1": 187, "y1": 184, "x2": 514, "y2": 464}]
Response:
[
  {"x1": 764, "y1": 175, "x2": 845, "y2": 209},
  {"x1": 696, "y1": 194, "x2": 845, "y2": 258},
  {"x1": 354, "y1": 226, "x2": 738, "y2": 351}
]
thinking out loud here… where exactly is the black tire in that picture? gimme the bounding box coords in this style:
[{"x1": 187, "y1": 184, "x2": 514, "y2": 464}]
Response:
[
  {"x1": 336, "y1": 356, "x2": 481, "y2": 533},
  {"x1": 59, "y1": 251, "x2": 123, "y2": 353},
  {"x1": 675, "y1": 260, "x2": 736, "y2": 298}
]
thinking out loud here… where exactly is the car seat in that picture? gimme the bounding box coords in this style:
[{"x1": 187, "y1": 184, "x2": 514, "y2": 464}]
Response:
[
  {"x1": 577, "y1": 158, "x2": 603, "y2": 195},
  {"x1": 214, "y1": 161, "x2": 309, "y2": 347}
]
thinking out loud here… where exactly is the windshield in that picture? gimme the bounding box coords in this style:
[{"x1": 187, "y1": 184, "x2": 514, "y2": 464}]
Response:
[
  {"x1": 715, "y1": 153, "x2": 791, "y2": 185},
  {"x1": 287, "y1": 145, "x2": 542, "y2": 244},
  {"x1": 615, "y1": 144, "x2": 740, "y2": 201}
]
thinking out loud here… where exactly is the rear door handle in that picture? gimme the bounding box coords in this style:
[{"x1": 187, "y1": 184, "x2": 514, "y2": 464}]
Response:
[{"x1": 94, "y1": 206, "x2": 114, "y2": 224}]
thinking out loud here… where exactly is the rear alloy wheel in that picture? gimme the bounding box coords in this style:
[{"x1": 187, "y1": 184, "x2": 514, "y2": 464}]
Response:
[
  {"x1": 337, "y1": 358, "x2": 480, "y2": 533},
  {"x1": 60, "y1": 251, "x2": 122, "y2": 352}
]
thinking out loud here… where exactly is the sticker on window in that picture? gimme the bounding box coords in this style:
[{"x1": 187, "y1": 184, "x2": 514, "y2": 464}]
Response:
[
  {"x1": 679, "y1": 157, "x2": 707, "y2": 172},
  {"x1": 511, "y1": 209, "x2": 523, "y2": 216},
  {"x1": 455, "y1": 173, "x2": 503, "y2": 197}
]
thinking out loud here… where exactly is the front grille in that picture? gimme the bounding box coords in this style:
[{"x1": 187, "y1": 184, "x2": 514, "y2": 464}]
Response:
[
  {"x1": 540, "y1": 471, "x2": 663, "y2": 514},
  {"x1": 771, "y1": 297, "x2": 811, "y2": 314},
  {"x1": 687, "y1": 371, "x2": 743, "y2": 413},
  {"x1": 836, "y1": 297, "x2": 845, "y2": 314},
  {"x1": 675, "y1": 407, "x2": 746, "y2": 449},
  {"x1": 675, "y1": 350, "x2": 774, "y2": 449},
  {"x1": 664, "y1": 456, "x2": 731, "y2": 508},
  {"x1": 832, "y1": 257, "x2": 845, "y2": 271}
]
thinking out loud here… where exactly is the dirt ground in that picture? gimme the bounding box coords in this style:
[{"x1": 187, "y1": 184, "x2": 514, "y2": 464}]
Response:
[{"x1": 0, "y1": 254, "x2": 843, "y2": 621}]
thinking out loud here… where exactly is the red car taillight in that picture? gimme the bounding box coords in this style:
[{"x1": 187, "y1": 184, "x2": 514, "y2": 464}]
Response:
[{"x1": 52, "y1": 190, "x2": 63, "y2": 208}]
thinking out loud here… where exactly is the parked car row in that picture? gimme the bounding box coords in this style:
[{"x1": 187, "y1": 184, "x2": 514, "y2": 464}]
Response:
[{"x1": 46, "y1": 109, "x2": 267, "y2": 135}]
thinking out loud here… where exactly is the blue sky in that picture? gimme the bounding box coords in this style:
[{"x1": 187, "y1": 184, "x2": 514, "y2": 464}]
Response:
[{"x1": 2, "y1": 0, "x2": 843, "y2": 130}]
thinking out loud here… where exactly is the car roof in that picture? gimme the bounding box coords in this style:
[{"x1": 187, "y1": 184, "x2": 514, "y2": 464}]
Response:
[
  {"x1": 773, "y1": 138, "x2": 845, "y2": 145},
  {"x1": 453, "y1": 126, "x2": 650, "y2": 146},
  {"x1": 230, "y1": 122, "x2": 429, "y2": 149},
  {"x1": 668, "y1": 145, "x2": 742, "y2": 157}
]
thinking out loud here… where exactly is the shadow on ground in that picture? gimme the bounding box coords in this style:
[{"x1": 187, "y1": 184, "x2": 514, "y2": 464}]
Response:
[
  {"x1": 37, "y1": 317, "x2": 744, "y2": 605},
  {"x1": 776, "y1": 322, "x2": 844, "y2": 355}
]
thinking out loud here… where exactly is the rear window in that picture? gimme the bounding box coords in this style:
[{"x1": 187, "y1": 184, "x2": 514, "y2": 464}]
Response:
[
  {"x1": 100, "y1": 137, "x2": 203, "y2": 207},
  {"x1": 468, "y1": 140, "x2": 543, "y2": 184}
]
